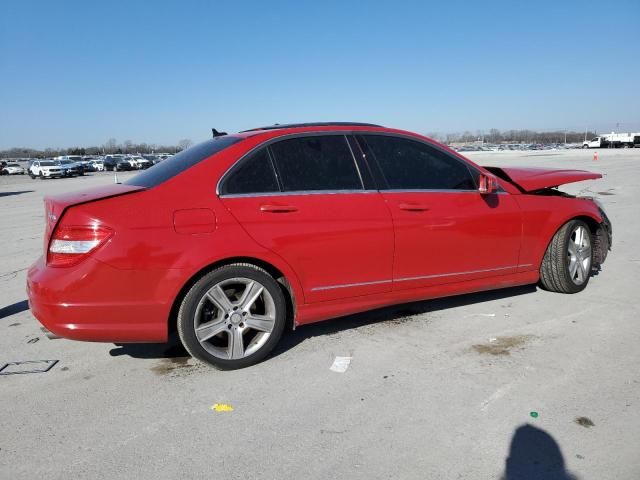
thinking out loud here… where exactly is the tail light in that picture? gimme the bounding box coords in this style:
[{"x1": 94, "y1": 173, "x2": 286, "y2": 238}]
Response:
[{"x1": 47, "y1": 225, "x2": 113, "y2": 267}]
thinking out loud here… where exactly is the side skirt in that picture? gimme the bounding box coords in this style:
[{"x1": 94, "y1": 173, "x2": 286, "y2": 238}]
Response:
[{"x1": 295, "y1": 270, "x2": 539, "y2": 326}]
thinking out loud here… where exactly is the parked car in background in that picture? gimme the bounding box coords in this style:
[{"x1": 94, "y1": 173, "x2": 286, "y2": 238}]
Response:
[
  {"x1": 128, "y1": 156, "x2": 152, "y2": 169},
  {"x1": 27, "y1": 122, "x2": 612, "y2": 370},
  {"x1": 55, "y1": 159, "x2": 84, "y2": 177},
  {"x1": 103, "y1": 155, "x2": 134, "y2": 171},
  {"x1": 90, "y1": 159, "x2": 104, "y2": 171},
  {"x1": 1, "y1": 163, "x2": 26, "y2": 175},
  {"x1": 56, "y1": 155, "x2": 84, "y2": 163},
  {"x1": 29, "y1": 160, "x2": 63, "y2": 179},
  {"x1": 142, "y1": 154, "x2": 161, "y2": 164}
]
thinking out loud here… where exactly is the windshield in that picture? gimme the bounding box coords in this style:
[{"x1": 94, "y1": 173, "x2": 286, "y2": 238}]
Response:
[
  {"x1": 126, "y1": 136, "x2": 243, "y2": 188},
  {"x1": 8, "y1": 163, "x2": 20, "y2": 167},
  {"x1": 40, "y1": 161, "x2": 55, "y2": 166}
]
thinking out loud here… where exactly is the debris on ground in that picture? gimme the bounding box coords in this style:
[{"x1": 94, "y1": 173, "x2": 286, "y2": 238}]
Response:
[
  {"x1": 575, "y1": 416, "x2": 595, "y2": 428},
  {"x1": 472, "y1": 335, "x2": 534, "y2": 356},
  {"x1": 330, "y1": 356, "x2": 352, "y2": 373},
  {"x1": 211, "y1": 403, "x2": 234, "y2": 412}
]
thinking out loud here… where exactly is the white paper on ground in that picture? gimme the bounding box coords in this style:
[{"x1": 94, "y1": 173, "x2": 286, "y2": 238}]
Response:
[{"x1": 330, "y1": 356, "x2": 352, "y2": 373}]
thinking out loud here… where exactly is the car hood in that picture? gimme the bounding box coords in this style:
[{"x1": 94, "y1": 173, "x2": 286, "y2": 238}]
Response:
[{"x1": 484, "y1": 166, "x2": 602, "y2": 192}]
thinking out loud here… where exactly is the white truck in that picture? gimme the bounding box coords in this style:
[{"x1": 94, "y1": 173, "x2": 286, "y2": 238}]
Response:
[{"x1": 583, "y1": 132, "x2": 640, "y2": 148}]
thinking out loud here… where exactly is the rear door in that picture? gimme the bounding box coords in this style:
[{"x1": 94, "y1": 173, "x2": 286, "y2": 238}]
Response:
[
  {"x1": 220, "y1": 133, "x2": 394, "y2": 303},
  {"x1": 356, "y1": 134, "x2": 522, "y2": 291}
]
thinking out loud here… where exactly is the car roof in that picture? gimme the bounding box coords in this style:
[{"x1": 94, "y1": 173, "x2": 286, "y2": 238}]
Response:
[{"x1": 241, "y1": 122, "x2": 383, "y2": 132}]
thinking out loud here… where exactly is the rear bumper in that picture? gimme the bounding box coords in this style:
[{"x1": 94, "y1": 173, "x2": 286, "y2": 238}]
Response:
[{"x1": 26, "y1": 256, "x2": 184, "y2": 343}]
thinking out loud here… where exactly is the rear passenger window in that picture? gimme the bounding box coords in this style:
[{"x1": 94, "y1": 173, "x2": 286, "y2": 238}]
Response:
[
  {"x1": 222, "y1": 148, "x2": 279, "y2": 195},
  {"x1": 359, "y1": 135, "x2": 476, "y2": 190},
  {"x1": 270, "y1": 135, "x2": 362, "y2": 192}
]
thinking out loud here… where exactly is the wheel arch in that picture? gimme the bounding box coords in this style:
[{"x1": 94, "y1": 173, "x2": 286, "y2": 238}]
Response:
[{"x1": 167, "y1": 256, "x2": 299, "y2": 337}]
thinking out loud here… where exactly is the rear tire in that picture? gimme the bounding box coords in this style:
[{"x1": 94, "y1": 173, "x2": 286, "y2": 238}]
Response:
[
  {"x1": 177, "y1": 263, "x2": 287, "y2": 370},
  {"x1": 540, "y1": 219, "x2": 593, "y2": 293}
]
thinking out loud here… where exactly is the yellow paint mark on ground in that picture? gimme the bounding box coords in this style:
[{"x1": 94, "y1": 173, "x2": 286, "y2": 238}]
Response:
[{"x1": 211, "y1": 403, "x2": 234, "y2": 412}]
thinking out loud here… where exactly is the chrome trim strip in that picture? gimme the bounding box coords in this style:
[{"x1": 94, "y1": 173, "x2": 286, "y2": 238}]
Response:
[
  {"x1": 311, "y1": 279, "x2": 393, "y2": 292},
  {"x1": 384, "y1": 189, "x2": 508, "y2": 195},
  {"x1": 220, "y1": 189, "x2": 378, "y2": 199},
  {"x1": 311, "y1": 265, "x2": 525, "y2": 291},
  {"x1": 394, "y1": 265, "x2": 517, "y2": 282}
]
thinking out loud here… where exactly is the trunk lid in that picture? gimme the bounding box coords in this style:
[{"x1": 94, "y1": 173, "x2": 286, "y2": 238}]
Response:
[
  {"x1": 485, "y1": 166, "x2": 602, "y2": 192},
  {"x1": 43, "y1": 184, "x2": 145, "y2": 250}
]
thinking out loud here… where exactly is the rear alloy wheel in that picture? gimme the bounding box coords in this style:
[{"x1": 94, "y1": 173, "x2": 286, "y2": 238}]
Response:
[
  {"x1": 540, "y1": 220, "x2": 593, "y2": 293},
  {"x1": 177, "y1": 264, "x2": 286, "y2": 369}
]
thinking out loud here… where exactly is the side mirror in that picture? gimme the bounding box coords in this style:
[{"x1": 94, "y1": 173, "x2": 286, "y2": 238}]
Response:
[{"x1": 478, "y1": 173, "x2": 498, "y2": 194}]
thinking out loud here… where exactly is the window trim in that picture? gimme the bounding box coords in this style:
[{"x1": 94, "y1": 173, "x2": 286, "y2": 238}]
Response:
[
  {"x1": 219, "y1": 146, "x2": 280, "y2": 196},
  {"x1": 217, "y1": 132, "x2": 365, "y2": 197}
]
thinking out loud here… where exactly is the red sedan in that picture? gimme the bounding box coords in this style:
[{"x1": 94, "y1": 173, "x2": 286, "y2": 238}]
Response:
[{"x1": 27, "y1": 123, "x2": 612, "y2": 369}]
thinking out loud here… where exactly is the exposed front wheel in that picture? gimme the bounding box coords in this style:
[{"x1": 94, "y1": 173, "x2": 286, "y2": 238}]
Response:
[
  {"x1": 540, "y1": 220, "x2": 593, "y2": 293},
  {"x1": 177, "y1": 263, "x2": 287, "y2": 369}
]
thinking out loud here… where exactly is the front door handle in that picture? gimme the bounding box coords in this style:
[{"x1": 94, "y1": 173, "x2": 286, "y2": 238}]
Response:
[
  {"x1": 398, "y1": 202, "x2": 429, "y2": 212},
  {"x1": 260, "y1": 204, "x2": 298, "y2": 213}
]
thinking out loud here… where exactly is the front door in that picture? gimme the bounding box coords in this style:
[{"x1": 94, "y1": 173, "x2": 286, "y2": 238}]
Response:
[{"x1": 356, "y1": 134, "x2": 522, "y2": 290}]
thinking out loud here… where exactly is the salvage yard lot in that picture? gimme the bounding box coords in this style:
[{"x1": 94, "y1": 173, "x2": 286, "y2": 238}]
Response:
[{"x1": 1, "y1": 148, "x2": 639, "y2": 479}]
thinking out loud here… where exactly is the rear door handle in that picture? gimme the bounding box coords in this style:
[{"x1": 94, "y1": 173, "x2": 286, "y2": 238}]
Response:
[
  {"x1": 260, "y1": 204, "x2": 298, "y2": 213},
  {"x1": 398, "y1": 203, "x2": 429, "y2": 212}
]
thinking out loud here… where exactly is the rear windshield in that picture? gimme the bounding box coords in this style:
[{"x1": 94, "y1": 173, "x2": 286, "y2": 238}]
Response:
[{"x1": 125, "y1": 136, "x2": 243, "y2": 188}]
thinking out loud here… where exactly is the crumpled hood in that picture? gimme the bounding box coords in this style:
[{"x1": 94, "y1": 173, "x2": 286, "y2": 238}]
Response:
[{"x1": 484, "y1": 166, "x2": 602, "y2": 192}]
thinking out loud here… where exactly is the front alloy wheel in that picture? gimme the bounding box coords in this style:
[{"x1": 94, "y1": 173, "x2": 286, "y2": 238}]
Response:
[
  {"x1": 540, "y1": 219, "x2": 593, "y2": 293},
  {"x1": 567, "y1": 224, "x2": 592, "y2": 286},
  {"x1": 177, "y1": 264, "x2": 286, "y2": 369}
]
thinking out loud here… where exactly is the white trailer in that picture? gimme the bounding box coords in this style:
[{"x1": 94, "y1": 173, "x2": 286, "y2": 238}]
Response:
[{"x1": 583, "y1": 132, "x2": 640, "y2": 148}]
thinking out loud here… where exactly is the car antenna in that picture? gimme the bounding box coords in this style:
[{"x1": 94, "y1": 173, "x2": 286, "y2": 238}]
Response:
[{"x1": 212, "y1": 128, "x2": 227, "y2": 138}]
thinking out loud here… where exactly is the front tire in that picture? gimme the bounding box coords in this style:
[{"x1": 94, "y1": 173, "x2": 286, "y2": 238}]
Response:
[
  {"x1": 540, "y1": 220, "x2": 593, "y2": 293},
  {"x1": 177, "y1": 263, "x2": 287, "y2": 369}
]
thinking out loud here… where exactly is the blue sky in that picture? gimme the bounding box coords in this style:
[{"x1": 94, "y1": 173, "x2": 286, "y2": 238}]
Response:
[{"x1": 1, "y1": 0, "x2": 638, "y2": 149}]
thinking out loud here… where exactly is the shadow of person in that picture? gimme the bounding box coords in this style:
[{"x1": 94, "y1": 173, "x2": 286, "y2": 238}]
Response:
[{"x1": 503, "y1": 424, "x2": 578, "y2": 480}]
